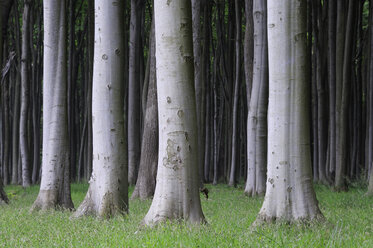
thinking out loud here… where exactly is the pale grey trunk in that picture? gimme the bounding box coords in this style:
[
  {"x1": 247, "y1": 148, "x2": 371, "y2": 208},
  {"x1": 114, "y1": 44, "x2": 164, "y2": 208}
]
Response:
[
  {"x1": 143, "y1": 0, "x2": 205, "y2": 226},
  {"x1": 73, "y1": 0, "x2": 127, "y2": 218},
  {"x1": 132, "y1": 20, "x2": 158, "y2": 200},
  {"x1": 31, "y1": 0, "x2": 73, "y2": 211},
  {"x1": 245, "y1": 0, "x2": 268, "y2": 196},
  {"x1": 20, "y1": 0, "x2": 32, "y2": 188},
  {"x1": 128, "y1": 0, "x2": 142, "y2": 185},
  {"x1": 256, "y1": 0, "x2": 323, "y2": 223}
]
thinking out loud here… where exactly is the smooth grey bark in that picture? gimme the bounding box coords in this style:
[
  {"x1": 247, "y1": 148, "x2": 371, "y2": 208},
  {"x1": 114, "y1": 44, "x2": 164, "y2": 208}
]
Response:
[
  {"x1": 143, "y1": 0, "x2": 205, "y2": 226},
  {"x1": 192, "y1": 0, "x2": 204, "y2": 184},
  {"x1": 228, "y1": 0, "x2": 242, "y2": 187},
  {"x1": 132, "y1": 20, "x2": 158, "y2": 200},
  {"x1": 334, "y1": 0, "x2": 346, "y2": 179},
  {"x1": 31, "y1": 0, "x2": 73, "y2": 211},
  {"x1": 73, "y1": 0, "x2": 127, "y2": 218},
  {"x1": 312, "y1": 0, "x2": 329, "y2": 185},
  {"x1": 328, "y1": 0, "x2": 336, "y2": 180},
  {"x1": 0, "y1": 176, "x2": 7, "y2": 204},
  {"x1": 336, "y1": 0, "x2": 355, "y2": 191},
  {"x1": 256, "y1": 0, "x2": 323, "y2": 224},
  {"x1": 245, "y1": 0, "x2": 268, "y2": 196},
  {"x1": 11, "y1": 69, "x2": 20, "y2": 185},
  {"x1": 20, "y1": 0, "x2": 32, "y2": 188},
  {"x1": 128, "y1": 0, "x2": 143, "y2": 185},
  {"x1": 244, "y1": 0, "x2": 253, "y2": 108}
]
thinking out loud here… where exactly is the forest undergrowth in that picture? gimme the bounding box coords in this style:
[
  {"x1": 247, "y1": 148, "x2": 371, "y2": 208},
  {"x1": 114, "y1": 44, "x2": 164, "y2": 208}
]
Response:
[{"x1": 0, "y1": 183, "x2": 372, "y2": 247}]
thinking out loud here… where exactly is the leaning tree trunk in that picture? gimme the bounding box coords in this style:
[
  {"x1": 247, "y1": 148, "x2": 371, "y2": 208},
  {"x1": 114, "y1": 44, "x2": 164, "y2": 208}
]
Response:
[
  {"x1": 143, "y1": 0, "x2": 205, "y2": 226},
  {"x1": 256, "y1": 0, "x2": 323, "y2": 224},
  {"x1": 245, "y1": 0, "x2": 268, "y2": 197},
  {"x1": 30, "y1": 0, "x2": 73, "y2": 211},
  {"x1": 20, "y1": 0, "x2": 32, "y2": 188},
  {"x1": 73, "y1": 0, "x2": 127, "y2": 218},
  {"x1": 131, "y1": 20, "x2": 158, "y2": 200}
]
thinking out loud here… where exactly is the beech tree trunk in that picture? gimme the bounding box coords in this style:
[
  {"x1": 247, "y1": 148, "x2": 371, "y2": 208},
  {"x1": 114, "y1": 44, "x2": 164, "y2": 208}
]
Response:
[
  {"x1": 256, "y1": 0, "x2": 323, "y2": 223},
  {"x1": 20, "y1": 0, "x2": 32, "y2": 188},
  {"x1": 73, "y1": 0, "x2": 127, "y2": 218},
  {"x1": 31, "y1": 0, "x2": 73, "y2": 211},
  {"x1": 336, "y1": 0, "x2": 355, "y2": 191},
  {"x1": 128, "y1": 0, "x2": 143, "y2": 185},
  {"x1": 245, "y1": 0, "x2": 268, "y2": 196},
  {"x1": 143, "y1": 0, "x2": 205, "y2": 226},
  {"x1": 132, "y1": 20, "x2": 158, "y2": 200},
  {"x1": 244, "y1": 0, "x2": 253, "y2": 108}
]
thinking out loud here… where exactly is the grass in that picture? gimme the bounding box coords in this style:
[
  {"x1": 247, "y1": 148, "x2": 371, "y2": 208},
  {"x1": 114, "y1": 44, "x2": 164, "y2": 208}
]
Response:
[{"x1": 0, "y1": 183, "x2": 372, "y2": 247}]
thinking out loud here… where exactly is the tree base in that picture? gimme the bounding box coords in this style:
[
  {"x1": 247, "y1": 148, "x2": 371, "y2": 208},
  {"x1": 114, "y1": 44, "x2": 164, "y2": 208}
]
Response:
[
  {"x1": 253, "y1": 212, "x2": 325, "y2": 226},
  {"x1": 30, "y1": 190, "x2": 74, "y2": 212},
  {"x1": 72, "y1": 189, "x2": 127, "y2": 219}
]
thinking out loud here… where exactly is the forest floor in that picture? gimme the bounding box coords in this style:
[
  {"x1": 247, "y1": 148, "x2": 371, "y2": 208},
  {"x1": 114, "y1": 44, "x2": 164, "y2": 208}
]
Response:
[{"x1": 0, "y1": 183, "x2": 372, "y2": 247}]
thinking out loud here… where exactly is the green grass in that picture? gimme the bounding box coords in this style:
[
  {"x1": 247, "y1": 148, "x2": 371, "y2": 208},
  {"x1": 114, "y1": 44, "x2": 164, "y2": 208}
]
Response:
[{"x1": 0, "y1": 183, "x2": 372, "y2": 247}]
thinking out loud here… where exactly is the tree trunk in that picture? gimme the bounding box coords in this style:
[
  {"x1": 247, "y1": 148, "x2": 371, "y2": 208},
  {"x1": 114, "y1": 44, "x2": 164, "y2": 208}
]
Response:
[
  {"x1": 143, "y1": 0, "x2": 205, "y2": 226},
  {"x1": 128, "y1": 0, "x2": 143, "y2": 185},
  {"x1": 244, "y1": 0, "x2": 253, "y2": 108},
  {"x1": 245, "y1": 0, "x2": 268, "y2": 196},
  {"x1": 73, "y1": 0, "x2": 127, "y2": 218},
  {"x1": 328, "y1": 0, "x2": 337, "y2": 181},
  {"x1": 256, "y1": 0, "x2": 323, "y2": 224},
  {"x1": 131, "y1": 19, "x2": 158, "y2": 200},
  {"x1": 20, "y1": 0, "x2": 32, "y2": 188},
  {"x1": 192, "y1": 0, "x2": 205, "y2": 185},
  {"x1": 31, "y1": 0, "x2": 73, "y2": 211},
  {"x1": 228, "y1": 0, "x2": 241, "y2": 187},
  {"x1": 335, "y1": 0, "x2": 355, "y2": 191}
]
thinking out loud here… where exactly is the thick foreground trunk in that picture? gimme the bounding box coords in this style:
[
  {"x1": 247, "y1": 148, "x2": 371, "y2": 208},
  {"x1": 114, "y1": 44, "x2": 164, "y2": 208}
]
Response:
[
  {"x1": 31, "y1": 0, "x2": 73, "y2": 211},
  {"x1": 143, "y1": 0, "x2": 205, "y2": 226},
  {"x1": 73, "y1": 0, "x2": 127, "y2": 218},
  {"x1": 256, "y1": 0, "x2": 323, "y2": 224}
]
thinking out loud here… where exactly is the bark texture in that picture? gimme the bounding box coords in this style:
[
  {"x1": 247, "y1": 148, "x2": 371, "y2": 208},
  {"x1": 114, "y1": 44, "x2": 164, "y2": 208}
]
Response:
[
  {"x1": 256, "y1": 0, "x2": 323, "y2": 223},
  {"x1": 132, "y1": 20, "x2": 158, "y2": 200},
  {"x1": 128, "y1": 0, "x2": 143, "y2": 185},
  {"x1": 31, "y1": 0, "x2": 73, "y2": 211},
  {"x1": 20, "y1": 0, "x2": 32, "y2": 188},
  {"x1": 245, "y1": 0, "x2": 268, "y2": 196},
  {"x1": 143, "y1": 0, "x2": 205, "y2": 226},
  {"x1": 73, "y1": 0, "x2": 128, "y2": 218}
]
